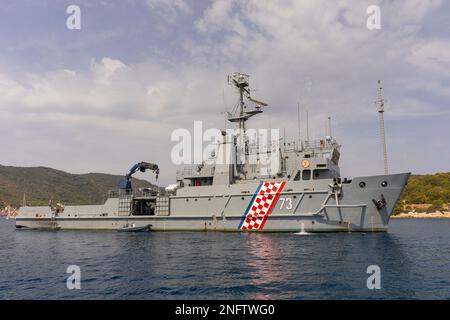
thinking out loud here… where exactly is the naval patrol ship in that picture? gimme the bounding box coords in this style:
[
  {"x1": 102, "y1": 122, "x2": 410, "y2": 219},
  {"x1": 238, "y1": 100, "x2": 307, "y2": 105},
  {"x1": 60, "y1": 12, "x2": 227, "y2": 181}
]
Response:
[{"x1": 15, "y1": 73, "x2": 409, "y2": 232}]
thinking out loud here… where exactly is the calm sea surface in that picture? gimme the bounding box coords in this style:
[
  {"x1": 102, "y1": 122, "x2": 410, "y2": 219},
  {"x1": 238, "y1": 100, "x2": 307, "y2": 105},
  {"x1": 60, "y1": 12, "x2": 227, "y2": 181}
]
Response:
[{"x1": 0, "y1": 219, "x2": 449, "y2": 299}]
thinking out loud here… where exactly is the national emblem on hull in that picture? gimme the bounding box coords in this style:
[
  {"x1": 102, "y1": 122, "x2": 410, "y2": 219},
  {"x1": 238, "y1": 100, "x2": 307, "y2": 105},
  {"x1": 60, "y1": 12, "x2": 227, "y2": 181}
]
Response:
[{"x1": 239, "y1": 181, "x2": 286, "y2": 230}]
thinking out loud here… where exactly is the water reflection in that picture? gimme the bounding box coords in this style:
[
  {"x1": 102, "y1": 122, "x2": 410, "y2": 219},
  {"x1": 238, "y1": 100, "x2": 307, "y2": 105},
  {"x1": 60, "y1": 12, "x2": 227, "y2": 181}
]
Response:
[
  {"x1": 244, "y1": 233, "x2": 285, "y2": 282},
  {"x1": 241, "y1": 233, "x2": 287, "y2": 299},
  {"x1": 2, "y1": 219, "x2": 450, "y2": 299},
  {"x1": 238, "y1": 231, "x2": 419, "y2": 299}
]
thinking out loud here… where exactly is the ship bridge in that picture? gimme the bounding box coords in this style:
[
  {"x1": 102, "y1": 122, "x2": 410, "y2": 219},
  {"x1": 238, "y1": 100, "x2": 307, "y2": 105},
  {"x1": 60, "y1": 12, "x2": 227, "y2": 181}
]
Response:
[{"x1": 174, "y1": 72, "x2": 341, "y2": 189}]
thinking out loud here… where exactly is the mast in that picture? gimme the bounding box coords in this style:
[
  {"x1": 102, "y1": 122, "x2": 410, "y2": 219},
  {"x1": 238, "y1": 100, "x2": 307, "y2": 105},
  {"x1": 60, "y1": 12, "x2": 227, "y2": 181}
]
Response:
[
  {"x1": 297, "y1": 102, "x2": 301, "y2": 144},
  {"x1": 226, "y1": 72, "x2": 267, "y2": 137},
  {"x1": 327, "y1": 116, "x2": 332, "y2": 137},
  {"x1": 239, "y1": 79, "x2": 245, "y2": 131},
  {"x1": 306, "y1": 109, "x2": 310, "y2": 142},
  {"x1": 376, "y1": 80, "x2": 388, "y2": 175}
]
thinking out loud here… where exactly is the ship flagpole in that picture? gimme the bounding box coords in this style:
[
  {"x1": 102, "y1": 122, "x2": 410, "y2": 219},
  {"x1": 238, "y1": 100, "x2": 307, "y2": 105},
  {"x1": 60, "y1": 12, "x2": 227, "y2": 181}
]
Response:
[{"x1": 297, "y1": 102, "x2": 301, "y2": 146}]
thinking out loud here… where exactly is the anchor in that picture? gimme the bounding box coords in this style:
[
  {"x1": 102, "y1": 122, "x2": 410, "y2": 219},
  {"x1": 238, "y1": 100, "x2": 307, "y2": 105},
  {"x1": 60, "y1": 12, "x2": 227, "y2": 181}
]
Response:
[
  {"x1": 328, "y1": 179, "x2": 342, "y2": 205},
  {"x1": 372, "y1": 194, "x2": 387, "y2": 210}
]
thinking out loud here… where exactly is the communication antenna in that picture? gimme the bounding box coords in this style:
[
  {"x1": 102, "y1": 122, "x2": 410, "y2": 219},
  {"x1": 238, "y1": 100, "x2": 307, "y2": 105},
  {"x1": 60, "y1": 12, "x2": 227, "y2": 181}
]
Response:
[
  {"x1": 306, "y1": 109, "x2": 310, "y2": 142},
  {"x1": 376, "y1": 80, "x2": 388, "y2": 175},
  {"x1": 222, "y1": 87, "x2": 227, "y2": 130},
  {"x1": 327, "y1": 116, "x2": 332, "y2": 137},
  {"x1": 297, "y1": 102, "x2": 301, "y2": 144}
]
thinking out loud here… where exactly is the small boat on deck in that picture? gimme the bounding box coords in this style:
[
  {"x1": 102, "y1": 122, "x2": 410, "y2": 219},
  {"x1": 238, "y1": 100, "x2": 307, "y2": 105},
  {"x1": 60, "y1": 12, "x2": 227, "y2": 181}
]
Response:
[{"x1": 16, "y1": 225, "x2": 60, "y2": 231}]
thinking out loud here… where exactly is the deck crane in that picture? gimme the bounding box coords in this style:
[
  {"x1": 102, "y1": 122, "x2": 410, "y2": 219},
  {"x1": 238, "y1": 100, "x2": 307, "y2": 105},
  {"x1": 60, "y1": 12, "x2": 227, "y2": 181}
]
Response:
[{"x1": 118, "y1": 161, "x2": 159, "y2": 191}]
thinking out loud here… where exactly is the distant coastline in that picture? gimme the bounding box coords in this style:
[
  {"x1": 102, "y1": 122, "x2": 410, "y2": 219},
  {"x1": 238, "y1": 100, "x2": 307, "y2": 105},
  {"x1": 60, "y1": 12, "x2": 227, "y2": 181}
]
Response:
[{"x1": 392, "y1": 212, "x2": 450, "y2": 219}]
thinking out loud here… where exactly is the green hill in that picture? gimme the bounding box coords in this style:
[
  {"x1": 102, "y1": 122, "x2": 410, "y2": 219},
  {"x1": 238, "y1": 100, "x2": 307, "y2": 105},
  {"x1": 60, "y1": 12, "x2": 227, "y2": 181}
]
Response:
[
  {"x1": 0, "y1": 165, "x2": 157, "y2": 208},
  {"x1": 400, "y1": 172, "x2": 450, "y2": 204},
  {"x1": 394, "y1": 172, "x2": 450, "y2": 214}
]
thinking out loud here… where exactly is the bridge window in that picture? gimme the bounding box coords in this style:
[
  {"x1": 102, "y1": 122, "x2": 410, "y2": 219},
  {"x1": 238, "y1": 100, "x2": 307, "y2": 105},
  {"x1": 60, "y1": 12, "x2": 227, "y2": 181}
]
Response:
[
  {"x1": 313, "y1": 169, "x2": 331, "y2": 180},
  {"x1": 302, "y1": 170, "x2": 311, "y2": 180}
]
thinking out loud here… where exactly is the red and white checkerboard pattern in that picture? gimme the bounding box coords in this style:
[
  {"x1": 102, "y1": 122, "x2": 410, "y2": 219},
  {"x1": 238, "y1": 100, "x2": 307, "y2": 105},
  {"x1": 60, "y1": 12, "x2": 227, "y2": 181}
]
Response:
[{"x1": 240, "y1": 181, "x2": 286, "y2": 230}]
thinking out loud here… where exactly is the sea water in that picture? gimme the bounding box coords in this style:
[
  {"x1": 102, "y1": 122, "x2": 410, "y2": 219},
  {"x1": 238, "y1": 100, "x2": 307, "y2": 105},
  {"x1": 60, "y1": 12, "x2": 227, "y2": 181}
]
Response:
[{"x1": 0, "y1": 219, "x2": 449, "y2": 299}]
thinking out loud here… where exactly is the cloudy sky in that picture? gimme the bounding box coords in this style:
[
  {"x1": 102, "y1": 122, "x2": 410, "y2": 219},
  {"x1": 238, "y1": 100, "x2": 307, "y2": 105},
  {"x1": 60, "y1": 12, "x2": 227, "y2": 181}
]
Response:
[{"x1": 1, "y1": 0, "x2": 449, "y2": 186}]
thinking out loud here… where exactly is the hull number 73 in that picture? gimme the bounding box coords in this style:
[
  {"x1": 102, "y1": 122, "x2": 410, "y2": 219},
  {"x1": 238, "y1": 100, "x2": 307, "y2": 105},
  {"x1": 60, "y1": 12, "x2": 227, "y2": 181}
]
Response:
[{"x1": 279, "y1": 197, "x2": 293, "y2": 210}]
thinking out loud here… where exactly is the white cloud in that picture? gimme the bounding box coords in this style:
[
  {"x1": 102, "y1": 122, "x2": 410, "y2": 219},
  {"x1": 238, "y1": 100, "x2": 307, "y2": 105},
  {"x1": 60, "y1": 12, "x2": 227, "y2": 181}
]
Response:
[
  {"x1": 0, "y1": 57, "x2": 235, "y2": 184},
  {"x1": 92, "y1": 57, "x2": 126, "y2": 84},
  {"x1": 196, "y1": 0, "x2": 235, "y2": 33},
  {"x1": 1, "y1": 0, "x2": 450, "y2": 183},
  {"x1": 406, "y1": 38, "x2": 450, "y2": 74},
  {"x1": 144, "y1": 0, "x2": 192, "y2": 21}
]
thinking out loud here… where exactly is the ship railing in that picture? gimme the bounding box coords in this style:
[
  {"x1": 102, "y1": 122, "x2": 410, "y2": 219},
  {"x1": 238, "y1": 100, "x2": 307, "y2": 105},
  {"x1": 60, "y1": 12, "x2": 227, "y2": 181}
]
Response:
[
  {"x1": 281, "y1": 141, "x2": 303, "y2": 152},
  {"x1": 108, "y1": 187, "x2": 159, "y2": 199},
  {"x1": 303, "y1": 139, "x2": 333, "y2": 151},
  {"x1": 176, "y1": 166, "x2": 215, "y2": 179},
  {"x1": 245, "y1": 141, "x2": 303, "y2": 154},
  {"x1": 246, "y1": 145, "x2": 272, "y2": 154}
]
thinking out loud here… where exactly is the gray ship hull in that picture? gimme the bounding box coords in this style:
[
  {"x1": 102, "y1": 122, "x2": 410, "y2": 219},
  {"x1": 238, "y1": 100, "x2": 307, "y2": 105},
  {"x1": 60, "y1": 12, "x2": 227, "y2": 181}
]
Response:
[{"x1": 15, "y1": 173, "x2": 409, "y2": 233}]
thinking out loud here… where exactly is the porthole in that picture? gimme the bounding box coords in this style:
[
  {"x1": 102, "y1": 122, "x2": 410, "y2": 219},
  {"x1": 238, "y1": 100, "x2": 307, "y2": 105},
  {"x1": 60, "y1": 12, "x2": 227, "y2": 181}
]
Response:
[
  {"x1": 241, "y1": 197, "x2": 245, "y2": 200},
  {"x1": 186, "y1": 199, "x2": 189, "y2": 202},
  {"x1": 293, "y1": 195, "x2": 297, "y2": 199},
  {"x1": 309, "y1": 195, "x2": 312, "y2": 199},
  {"x1": 359, "y1": 181, "x2": 366, "y2": 188},
  {"x1": 311, "y1": 221, "x2": 315, "y2": 225},
  {"x1": 194, "y1": 198, "x2": 198, "y2": 201},
  {"x1": 381, "y1": 181, "x2": 388, "y2": 187}
]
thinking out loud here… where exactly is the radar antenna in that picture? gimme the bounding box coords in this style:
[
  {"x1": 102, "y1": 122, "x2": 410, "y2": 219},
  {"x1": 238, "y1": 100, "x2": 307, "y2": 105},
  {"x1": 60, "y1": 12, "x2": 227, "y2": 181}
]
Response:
[{"x1": 226, "y1": 72, "x2": 267, "y2": 132}]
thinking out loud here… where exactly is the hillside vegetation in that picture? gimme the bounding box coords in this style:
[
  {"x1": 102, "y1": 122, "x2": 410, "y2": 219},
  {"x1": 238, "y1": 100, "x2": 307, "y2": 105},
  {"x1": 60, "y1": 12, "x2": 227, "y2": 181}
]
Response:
[
  {"x1": 0, "y1": 165, "x2": 156, "y2": 208},
  {"x1": 395, "y1": 172, "x2": 450, "y2": 214}
]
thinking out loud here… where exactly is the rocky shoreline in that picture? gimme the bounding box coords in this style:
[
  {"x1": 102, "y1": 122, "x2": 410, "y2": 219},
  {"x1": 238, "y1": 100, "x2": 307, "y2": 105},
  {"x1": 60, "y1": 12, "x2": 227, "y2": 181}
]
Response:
[{"x1": 392, "y1": 212, "x2": 450, "y2": 219}]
